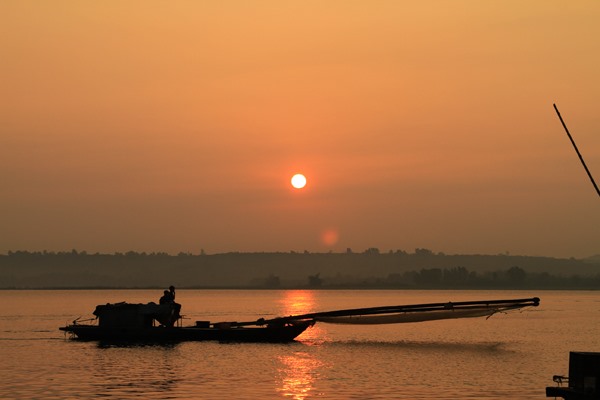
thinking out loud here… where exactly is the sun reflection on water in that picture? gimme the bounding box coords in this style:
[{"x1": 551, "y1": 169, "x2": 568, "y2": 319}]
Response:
[
  {"x1": 276, "y1": 290, "x2": 326, "y2": 399},
  {"x1": 279, "y1": 290, "x2": 315, "y2": 316},
  {"x1": 277, "y1": 352, "x2": 323, "y2": 400},
  {"x1": 278, "y1": 290, "x2": 327, "y2": 343}
]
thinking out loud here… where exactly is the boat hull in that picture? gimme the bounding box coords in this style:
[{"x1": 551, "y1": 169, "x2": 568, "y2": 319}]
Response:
[{"x1": 60, "y1": 321, "x2": 313, "y2": 343}]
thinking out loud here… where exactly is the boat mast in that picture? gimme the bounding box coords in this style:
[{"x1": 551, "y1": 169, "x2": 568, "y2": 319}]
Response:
[{"x1": 553, "y1": 103, "x2": 600, "y2": 198}]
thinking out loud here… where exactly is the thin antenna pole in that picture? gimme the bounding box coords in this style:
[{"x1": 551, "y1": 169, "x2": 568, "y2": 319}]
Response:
[{"x1": 553, "y1": 103, "x2": 600, "y2": 198}]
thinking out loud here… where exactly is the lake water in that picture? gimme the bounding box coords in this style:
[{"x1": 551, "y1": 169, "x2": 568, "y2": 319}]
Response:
[{"x1": 1, "y1": 289, "x2": 599, "y2": 399}]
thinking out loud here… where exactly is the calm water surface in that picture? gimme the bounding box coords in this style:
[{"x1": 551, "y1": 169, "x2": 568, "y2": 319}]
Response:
[{"x1": 1, "y1": 290, "x2": 599, "y2": 399}]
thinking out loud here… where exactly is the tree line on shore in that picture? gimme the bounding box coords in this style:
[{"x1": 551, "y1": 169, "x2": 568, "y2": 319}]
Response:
[
  {"x1": 1, "y1": 249, "x2": 599, "y2": 289},
  {"x1": 320, "y1": 266, "x2": 600, "y2": 290}
]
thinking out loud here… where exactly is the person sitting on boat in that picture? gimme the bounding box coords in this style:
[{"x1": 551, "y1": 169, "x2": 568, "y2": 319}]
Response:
[
  {"x1": 160, "y1": 285, "x2": 178, "y2": 303},
  {"x1": 159, "y1": 290, "x2": 173, "y2": 305},
  {"x1": 157, "y1": 287, "x2": 182, "y2": 327},
  {"x1": 159, "y1": 286, "x2": 181, "y2": 314}
]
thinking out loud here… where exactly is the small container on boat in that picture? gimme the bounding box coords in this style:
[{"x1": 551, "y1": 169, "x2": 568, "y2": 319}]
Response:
[{"x1": 195, "y1": 321, "x2": 210, "y2": 328}]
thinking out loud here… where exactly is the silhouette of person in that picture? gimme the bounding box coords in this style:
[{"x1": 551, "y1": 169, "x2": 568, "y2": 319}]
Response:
[
  {"x1": 159, "y1": 290, "x2": 173, "y2": 304},
  {"x1": 165, "y1": 285, "x2": 181, "y2": 315}
]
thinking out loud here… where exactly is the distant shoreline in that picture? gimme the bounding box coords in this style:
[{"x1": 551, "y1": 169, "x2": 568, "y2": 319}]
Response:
[{"x1": 2, "y1": 250, "x2": 599, "y2": 290}]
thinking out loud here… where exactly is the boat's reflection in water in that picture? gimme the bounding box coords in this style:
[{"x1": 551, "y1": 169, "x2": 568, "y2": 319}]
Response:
[{"x1": 276, "y1": 290, "x2": 325, "y2": 400}]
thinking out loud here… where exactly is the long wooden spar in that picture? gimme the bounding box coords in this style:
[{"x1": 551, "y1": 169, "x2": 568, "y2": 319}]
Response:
[
  {"x1": 223, "y1": 297, "x2": 540, "y2": 327},
  {"x1": 553, "y1": 103, "x2": 600, "y2": 198}
]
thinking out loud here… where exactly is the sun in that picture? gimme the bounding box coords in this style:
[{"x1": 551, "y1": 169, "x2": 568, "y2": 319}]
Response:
[{"x1": 291, "y1": 173, "x2": 307, "y2": 189}]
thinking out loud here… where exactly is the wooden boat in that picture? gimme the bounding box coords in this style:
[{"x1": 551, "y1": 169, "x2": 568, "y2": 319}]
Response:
[
  {"x1": 59, "y1": 321, "x2": 313, "y2": 343},
  {"x1": 59, "y1": 302, "x2": 313, "y2": 343},
  {"x1": 60, "y1": 297, "x2": 539, "y2": 343}
]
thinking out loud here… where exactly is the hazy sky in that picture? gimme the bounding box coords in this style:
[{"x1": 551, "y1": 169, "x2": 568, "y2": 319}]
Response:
[{"x1": 1, "y1": 1, "x2": 599, "y2": 258}]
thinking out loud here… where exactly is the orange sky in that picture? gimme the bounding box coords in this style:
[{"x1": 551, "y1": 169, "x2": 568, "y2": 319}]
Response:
[{"x1": 1, "y1": 1, "x2": 599, "y2": 258}]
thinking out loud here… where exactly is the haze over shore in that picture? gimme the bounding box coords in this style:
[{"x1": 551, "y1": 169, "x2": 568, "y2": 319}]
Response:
[{"x1": 2, "y1": 249, "x2": 599, "y2": 290}]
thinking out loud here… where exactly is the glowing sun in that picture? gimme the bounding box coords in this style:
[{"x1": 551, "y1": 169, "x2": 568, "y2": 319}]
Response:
[{"x1": 291, "y1": 174, "x2": 307, "y2": 189}]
